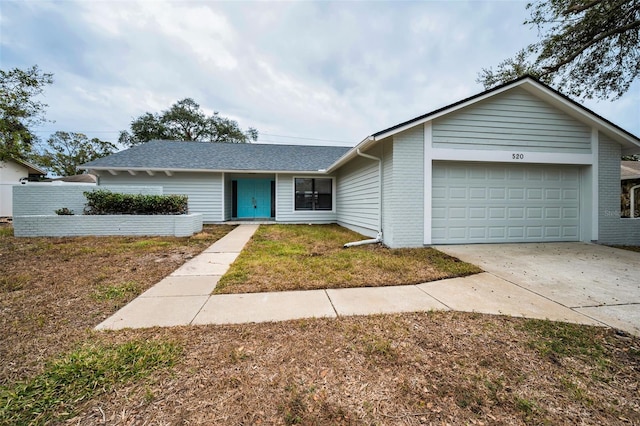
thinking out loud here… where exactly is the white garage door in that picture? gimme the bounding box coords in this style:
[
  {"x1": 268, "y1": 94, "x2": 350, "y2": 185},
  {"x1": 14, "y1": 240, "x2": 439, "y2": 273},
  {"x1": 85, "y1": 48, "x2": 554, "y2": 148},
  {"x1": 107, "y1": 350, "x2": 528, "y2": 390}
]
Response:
[{"x1": 432, "y1": 162, "x2": 580, "y2": 244}]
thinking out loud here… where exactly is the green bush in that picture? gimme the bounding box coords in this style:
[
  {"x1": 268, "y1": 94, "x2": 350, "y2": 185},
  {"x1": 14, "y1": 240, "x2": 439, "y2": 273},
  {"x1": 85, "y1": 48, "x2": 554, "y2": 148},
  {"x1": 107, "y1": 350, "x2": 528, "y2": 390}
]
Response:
[
  {"x1": 83, "y1": 190, "x2": 188, "y2": 215},
  {"x1": 54, "y1": 207, "x2": 74, "y2": 215}
]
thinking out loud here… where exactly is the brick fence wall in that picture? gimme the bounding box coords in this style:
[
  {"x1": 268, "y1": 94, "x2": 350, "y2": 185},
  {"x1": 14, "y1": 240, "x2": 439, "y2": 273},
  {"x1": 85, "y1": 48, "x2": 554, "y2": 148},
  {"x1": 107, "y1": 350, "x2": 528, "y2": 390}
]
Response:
[
  {"x1": 12, "y1": 184, "x2": 203, "y2": 238},
  {"x1": 13, "y1": 214, "x2": 203, "y2": 237},
  {"x1": 12, "y1": 185, "x2": 162, "y2": 216}
]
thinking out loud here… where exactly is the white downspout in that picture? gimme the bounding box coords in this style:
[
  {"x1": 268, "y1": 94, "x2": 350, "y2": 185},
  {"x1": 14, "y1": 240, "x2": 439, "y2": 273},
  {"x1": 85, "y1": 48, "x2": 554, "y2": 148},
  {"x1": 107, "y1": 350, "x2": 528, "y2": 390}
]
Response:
[
  {"x1": 630, "y1": 184, "x2": 640, "y2": 218},
  {"x1": 344, "y1": 147, "x2": 383, "y2": 248}
]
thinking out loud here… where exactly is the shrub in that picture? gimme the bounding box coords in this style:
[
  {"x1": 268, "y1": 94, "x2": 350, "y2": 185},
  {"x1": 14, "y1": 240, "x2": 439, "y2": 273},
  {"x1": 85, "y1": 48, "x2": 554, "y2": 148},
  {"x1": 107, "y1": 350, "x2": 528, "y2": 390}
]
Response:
[
  {"x1": 54, "y1": 207, "x2": 74, "y2": 215},
  {"x1": 83, "y1": 190, "x2": 188, "y2": 215}
]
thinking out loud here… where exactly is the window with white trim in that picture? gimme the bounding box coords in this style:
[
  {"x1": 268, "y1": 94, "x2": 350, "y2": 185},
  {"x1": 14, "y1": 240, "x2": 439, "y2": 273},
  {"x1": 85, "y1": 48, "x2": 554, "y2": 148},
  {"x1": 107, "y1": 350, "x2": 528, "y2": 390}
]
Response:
[{"x1": 294, "y1": 178, "x2": 332, "y2": 211}]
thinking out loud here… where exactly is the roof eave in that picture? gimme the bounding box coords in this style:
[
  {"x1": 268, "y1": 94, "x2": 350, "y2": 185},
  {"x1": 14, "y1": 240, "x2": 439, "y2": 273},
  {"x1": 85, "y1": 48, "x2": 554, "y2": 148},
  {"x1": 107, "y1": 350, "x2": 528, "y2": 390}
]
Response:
[
  {"x1": 326, "y1": 136, "x2": 378, "y2": 173},
  {"x1": 11, "y1": 158, "x2": 47, "y2": 175},
  {"x1": 84, "y1": 166, "x2": 331, "y2": 175}
]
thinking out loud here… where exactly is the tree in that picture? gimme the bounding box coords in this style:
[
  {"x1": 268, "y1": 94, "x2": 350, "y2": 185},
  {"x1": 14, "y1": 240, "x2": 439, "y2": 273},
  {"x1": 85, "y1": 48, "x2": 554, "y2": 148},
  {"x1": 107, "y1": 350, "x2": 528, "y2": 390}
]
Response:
[
  {"x1": 478, "y1": 0, "x2": 640, "y2": 99},
  {"x1": 0, "y1": 65, "x2": 54, "y2": 160},
  {"x1": 32, "y1": 131, "x2": 117, "y2": 176},
  {"x1": 119, "y1": 98, "x2": 258, "y2": 146}
]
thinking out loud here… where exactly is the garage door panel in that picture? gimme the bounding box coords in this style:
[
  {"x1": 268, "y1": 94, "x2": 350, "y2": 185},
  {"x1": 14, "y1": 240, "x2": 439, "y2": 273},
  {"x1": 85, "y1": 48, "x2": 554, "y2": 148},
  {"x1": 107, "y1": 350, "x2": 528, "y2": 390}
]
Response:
[
  {"x1": 563, "y1": 189, "x2": 579, "y2": 200},
  {"x1": 507, "y1": 207, "x2": 524, "y2": 219},
  {"x1": 469, "y1": 187, "x2": 487, "y2": 199},
  {"x1": 449, "y1": 187, "x2": 467, "y2": 199},
  {"x1": 545, "y1": 188, "x2": 561, "y2": 200},
  {"x1": 432, "y1": 163, "x2": 580, "y2": 243}
]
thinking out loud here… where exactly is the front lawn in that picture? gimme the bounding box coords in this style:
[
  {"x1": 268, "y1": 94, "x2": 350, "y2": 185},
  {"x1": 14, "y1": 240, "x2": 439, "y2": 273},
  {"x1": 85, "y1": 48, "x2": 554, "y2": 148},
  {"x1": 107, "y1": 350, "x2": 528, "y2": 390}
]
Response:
[
  {"x1": 0, "y1": 224, "x2": 234, "y2": 385},
  {"x1": 1, "y1": 223, "x2": 639, "y2": 425},
  {"x1": 215, "y1": 224, "x2": 482, "y2": 294}
]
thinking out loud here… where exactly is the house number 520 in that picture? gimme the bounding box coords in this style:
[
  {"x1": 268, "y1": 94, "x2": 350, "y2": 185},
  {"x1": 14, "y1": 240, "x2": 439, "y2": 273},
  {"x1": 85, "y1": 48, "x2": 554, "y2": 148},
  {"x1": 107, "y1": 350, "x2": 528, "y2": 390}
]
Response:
[{"x1": 512, "y1": 153, "x2": 524, "y2": 160}]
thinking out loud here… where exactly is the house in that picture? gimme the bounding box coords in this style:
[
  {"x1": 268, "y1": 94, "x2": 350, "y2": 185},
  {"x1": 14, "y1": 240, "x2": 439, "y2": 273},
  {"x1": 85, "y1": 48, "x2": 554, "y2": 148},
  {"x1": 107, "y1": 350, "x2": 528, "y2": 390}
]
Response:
[
  {"x1": 42, "y1": 173, "x2": 98, "y2": 184},
  {"x1": 0, "y1": 158, "x2": 46, "y2": 217},
  {"x1": 621, "y1": 160, "x2": 640, "y2": 218},
  {"x1": 83, "y1": 76, "x2": 640, "y2": 247}
]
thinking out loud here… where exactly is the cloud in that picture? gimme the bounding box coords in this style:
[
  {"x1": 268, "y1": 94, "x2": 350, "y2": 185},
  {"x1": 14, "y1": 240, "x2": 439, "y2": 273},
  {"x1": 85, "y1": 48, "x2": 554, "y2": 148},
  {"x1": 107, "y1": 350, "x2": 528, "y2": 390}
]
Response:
[{"x1": 2, "y1": 0, "x2": 638, "y2": 147}]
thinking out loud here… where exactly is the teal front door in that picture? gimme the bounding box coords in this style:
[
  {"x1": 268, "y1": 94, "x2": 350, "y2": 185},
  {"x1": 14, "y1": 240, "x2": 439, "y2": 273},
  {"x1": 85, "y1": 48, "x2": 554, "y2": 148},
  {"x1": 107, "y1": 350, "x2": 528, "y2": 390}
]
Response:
[{"x1": 236, "y1": 179, "x2": 272, "y2": 218}]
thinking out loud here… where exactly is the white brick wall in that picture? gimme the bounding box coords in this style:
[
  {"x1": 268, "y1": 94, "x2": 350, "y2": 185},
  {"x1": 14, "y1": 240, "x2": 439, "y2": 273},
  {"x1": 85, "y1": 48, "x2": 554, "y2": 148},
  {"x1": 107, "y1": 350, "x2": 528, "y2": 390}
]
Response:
[
  {"x1": 597, "y1": 133, "x2": 640, "y2": 245},
  {"x1": 13, "y1": 185, "x2": 162, "y2": 216},
  {"x1": 13, "y1": 214, "x2": 203, "y2": 237},
  {"x1": 388, "y1": 126, "x2": 424, "y2": 247}
]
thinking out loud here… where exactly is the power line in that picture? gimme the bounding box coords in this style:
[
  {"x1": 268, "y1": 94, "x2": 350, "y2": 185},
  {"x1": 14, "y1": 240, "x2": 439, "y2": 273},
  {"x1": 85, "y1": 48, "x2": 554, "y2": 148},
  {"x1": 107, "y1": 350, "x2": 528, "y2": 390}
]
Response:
[
  {"x1": 30, "y1": 129, "x2": 355, "y2": 144},
  {"x1": 259, "y1": 133, "x2": 353, "y2": 144}
]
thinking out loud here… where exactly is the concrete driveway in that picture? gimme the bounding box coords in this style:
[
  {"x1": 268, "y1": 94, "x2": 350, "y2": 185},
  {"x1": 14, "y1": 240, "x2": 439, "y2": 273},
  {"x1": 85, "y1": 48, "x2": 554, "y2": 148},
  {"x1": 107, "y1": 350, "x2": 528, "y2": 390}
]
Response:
[{"x1": 436, "y1": 242, "x2": 640, "y2": 336}]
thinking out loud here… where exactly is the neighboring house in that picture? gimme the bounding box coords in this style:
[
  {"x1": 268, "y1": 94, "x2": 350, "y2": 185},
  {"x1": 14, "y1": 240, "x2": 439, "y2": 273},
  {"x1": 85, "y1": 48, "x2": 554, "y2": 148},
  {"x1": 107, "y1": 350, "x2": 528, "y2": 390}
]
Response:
[
  {"x1": 621, "y1": 161, "x2": 640, "y2": 218},
  {"x1": 83, "y1": 76, "x2": 640, "y2": 247},
  {"x1": 0, "y1": 158, "x2": 46, "y2": 217},
  {"x1": 42, "y1": 174, "x2": 98, "y2": 184}
]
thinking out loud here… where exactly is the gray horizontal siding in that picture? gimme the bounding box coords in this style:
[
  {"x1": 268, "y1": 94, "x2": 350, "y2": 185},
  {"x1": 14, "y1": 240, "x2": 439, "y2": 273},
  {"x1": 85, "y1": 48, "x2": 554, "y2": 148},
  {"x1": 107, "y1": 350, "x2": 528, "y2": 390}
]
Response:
[
  {"x1": 98, "y1": 172, "x2": 223, "y2": 222},
  {"x1": 433, "y1": 87, "x2": 591, "y2": 153},
  {"x1": 276, "y1": 174, "x2": 337, "y2": 223},
  {"x1": 336, "y1": 155, "x2": 379, "y2": 233}
]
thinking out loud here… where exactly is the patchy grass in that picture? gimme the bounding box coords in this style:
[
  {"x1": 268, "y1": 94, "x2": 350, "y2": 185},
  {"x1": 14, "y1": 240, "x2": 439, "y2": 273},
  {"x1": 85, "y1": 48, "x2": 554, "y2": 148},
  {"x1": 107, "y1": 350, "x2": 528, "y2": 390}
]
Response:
[
  {"x1": 2, "y1": 224, "x2": 640, "y2": 425},
  {"x1": 92, "y1": 280, "x2": 141, "y2": 306},
  {"x1": 0, "y1": 226, "x2": 12, "y2": 237},
  {"x1": 65, "y1": 315, "x2": 640, "y2": 425},
  {"x1": 522, "y1": 319, "x2": 608, "y2": 363},
  {"x1": 0, "y1": 339, "x2": 180, "y2": 425},
  {"x1": 215, "y1": 224, "x2": 482, "y2": 293},
  {"x1": 0, "y1": 225, "x2": 234, "y2": 385}
]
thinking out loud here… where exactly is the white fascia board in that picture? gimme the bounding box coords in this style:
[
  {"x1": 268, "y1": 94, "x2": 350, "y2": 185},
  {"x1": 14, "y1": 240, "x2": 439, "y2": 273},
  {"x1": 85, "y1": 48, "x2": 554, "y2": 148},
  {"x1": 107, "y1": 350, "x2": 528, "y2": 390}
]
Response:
[
  {"x1": 431, "y1": 148, "x2": 594, "y2": 165},
  {"x1": 86, "y1": 167, "x2": 328, "y2": 175}
]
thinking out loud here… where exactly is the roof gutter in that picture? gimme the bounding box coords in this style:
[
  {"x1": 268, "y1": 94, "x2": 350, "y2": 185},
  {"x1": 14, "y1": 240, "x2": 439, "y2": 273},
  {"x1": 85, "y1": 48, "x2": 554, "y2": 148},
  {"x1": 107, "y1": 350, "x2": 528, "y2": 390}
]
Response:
[
  {"x1": 344, "y1": 147, "x2": 384, "y2": 248},
  {"x1": 326, "y1": 136, "x2": 377, "y2": 173}
]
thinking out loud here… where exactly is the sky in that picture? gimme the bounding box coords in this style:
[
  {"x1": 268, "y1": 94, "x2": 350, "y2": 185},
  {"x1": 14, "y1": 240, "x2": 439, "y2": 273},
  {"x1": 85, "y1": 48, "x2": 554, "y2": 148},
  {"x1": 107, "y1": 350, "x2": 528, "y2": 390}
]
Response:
[{"x1": 1, "y1": 0, "x2": 639, "y2": 150}]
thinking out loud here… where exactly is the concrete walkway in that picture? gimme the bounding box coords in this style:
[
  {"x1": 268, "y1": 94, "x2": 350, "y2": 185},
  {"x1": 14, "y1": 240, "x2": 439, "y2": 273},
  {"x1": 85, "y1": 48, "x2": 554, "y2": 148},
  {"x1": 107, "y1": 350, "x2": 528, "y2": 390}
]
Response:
[{"x1": 96, "y1": 225, "x2": 613, "y2": 333}]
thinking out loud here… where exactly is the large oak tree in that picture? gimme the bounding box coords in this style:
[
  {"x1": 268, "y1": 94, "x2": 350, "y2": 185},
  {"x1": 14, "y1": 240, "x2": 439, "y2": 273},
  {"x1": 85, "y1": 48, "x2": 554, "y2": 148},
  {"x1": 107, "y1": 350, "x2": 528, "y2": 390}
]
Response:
[
  {"x1": 0, "y1": 65, "x2": 53, "y2": 160},
  {"x1": 478, "y1": 0, "x2": 640, "y2": 100},
  {"x1": 119, "y1": 98, "x2": 258, "y2": 146},
  {"x1": 32, "y1": 131, "x2": 117, "y2": 177}
]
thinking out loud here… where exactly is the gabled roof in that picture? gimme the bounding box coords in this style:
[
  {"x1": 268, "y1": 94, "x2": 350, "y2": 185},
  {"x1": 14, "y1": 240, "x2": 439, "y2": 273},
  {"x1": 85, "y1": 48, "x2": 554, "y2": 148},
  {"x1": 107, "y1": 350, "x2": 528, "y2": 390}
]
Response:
[
  {"x1": 3, "y1": 157, "x2": 47, "y2": 175},
  {"x1": 622, "y1": 161, "x2": 640, "y2": 180},
  {"x1": 328, "y1": 76, "x2": 640, "y2": 172},
  {"x1": 43, "y1": 174, "x2": 97, "y2": 183},
  {"x1": 82, "y1": 140, "x2": 351, "y2": 173}
]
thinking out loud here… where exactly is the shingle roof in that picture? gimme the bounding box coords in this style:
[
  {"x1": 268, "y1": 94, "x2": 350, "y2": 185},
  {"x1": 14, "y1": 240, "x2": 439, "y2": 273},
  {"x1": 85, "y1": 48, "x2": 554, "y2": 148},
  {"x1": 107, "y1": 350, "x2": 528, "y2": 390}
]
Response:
[{"x1": 82, "y1": 140, "x2": 351, "y2": 172}]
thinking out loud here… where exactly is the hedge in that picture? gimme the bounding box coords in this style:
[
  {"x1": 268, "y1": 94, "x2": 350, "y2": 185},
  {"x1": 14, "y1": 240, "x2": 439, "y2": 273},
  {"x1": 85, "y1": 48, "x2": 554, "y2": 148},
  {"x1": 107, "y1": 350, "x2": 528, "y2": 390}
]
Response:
[{"x1": 83, "y1": 190, "x2": 188, "y2": 215}]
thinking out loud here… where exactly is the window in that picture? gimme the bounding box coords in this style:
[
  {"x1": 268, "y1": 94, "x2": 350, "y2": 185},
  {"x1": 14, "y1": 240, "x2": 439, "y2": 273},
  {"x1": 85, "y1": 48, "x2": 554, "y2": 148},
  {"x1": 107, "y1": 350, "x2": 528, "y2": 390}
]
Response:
[{"x1": 295, "y1": 178, "x2": 332, "y2": 211}]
